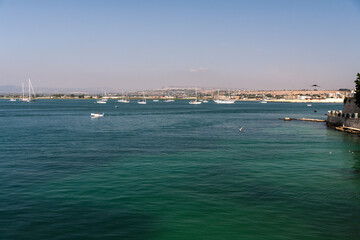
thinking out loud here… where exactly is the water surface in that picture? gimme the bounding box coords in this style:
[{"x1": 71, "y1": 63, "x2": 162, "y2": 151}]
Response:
[{"x1": 0, "y1": 100, "x2": 359, "y2": 239}]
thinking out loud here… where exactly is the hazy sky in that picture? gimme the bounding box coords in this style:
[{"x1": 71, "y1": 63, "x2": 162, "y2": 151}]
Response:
[{"x1": 0, "y1": 0, "x2": 359, "y2": 90}]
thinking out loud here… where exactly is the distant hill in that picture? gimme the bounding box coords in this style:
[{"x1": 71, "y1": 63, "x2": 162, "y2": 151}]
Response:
[{"x1": 0, "y1": 85, "x2": 22, "y2": 94}]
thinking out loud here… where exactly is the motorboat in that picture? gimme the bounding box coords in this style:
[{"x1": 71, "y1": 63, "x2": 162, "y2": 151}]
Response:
[{"x1": 91, "y1": 113, "x2": 104, "y2": 118}]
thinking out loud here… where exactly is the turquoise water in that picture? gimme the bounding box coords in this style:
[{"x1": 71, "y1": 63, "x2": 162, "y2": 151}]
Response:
[{"x1": 0, "y1": 100, "x2": 359, "y2": 240}]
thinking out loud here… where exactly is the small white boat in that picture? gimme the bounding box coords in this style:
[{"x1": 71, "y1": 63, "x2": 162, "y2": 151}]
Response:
[
  {"x1": 189, "y1": 100, "x2": 202, "y2": 104},
  {"x1": 9, "y1": 98, "x2": 16, "y2": 102},
  {"x1": 117, "y1": 99, "x2": 130, "y2": 103},
  {"x1": 153, "y1": 100, "x2": 159, "y2": 102},
  {"x1": 307, "y1": 104, "x2": 312, "y2": 107},
  {"x1": 189, "y1": 89, "x2": 202, "y2": 104},
  {"x1": 203, "y1": 100, "x2": 208, "y2": 103},
  {"x1": 239, "y1": 127, "x2": 243, "y2": 132},
  {"x1": 214, "y1": 99, "x2": 235, "y2": 104},
  {"x1": 260, "y1": 99, "x2": 268, "y2": 103},
  {"x1": 163, "y1": 99, "x2": 174, "y2": 103},
  {"x1": 138, "y1": 93, "x2": 147, "y2": 104},
  {"x1": 96, "y1": 99, "x2": 107, "y2": 104},
  {"x1": 91, "y1": 113, "x2": 104, "y2": 118}
]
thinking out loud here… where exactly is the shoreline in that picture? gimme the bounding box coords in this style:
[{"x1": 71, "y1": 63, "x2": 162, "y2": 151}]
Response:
[{"x1": 0, "y1": 97, "x2": 344, "y2": 103}]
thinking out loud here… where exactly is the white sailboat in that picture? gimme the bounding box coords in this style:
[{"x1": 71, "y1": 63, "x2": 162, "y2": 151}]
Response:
[
  {"x1": 19, "y1": 83, "x2": 26, "y2": 101},
  {"x1": 117, "y1": 90, "x2": 130, "y2": 103},
  {"x1": 96, "y1": 89, "x2": 108, "y2": 104},
  {"x1": 9, "y1": 98, "x2": 16, "y2": 102},
  {"x1": 214, "y1": 89, "x2": 235, "y2": 104},
  {"x1": 138, "y1": 93, "x2": 147, "y2": 104},
  {"x1": 20, "y1": 79, "x2": 36, "y2": 102},
  {"x1": 189, "y1": 89, "x2": 202, "y2": 104},
  {"x1": 96, "y1": 99, "x2": 107, "y2": 104}
]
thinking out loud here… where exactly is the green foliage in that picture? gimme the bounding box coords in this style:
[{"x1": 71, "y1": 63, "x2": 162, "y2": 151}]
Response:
[{"x1": 354, "y1": 73, "x2": 360, "y2": 107}]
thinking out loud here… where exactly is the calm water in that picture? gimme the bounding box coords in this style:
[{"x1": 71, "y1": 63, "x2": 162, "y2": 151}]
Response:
[{"x1": 0, "y1": 100, "x2": 359, "y2": 240}]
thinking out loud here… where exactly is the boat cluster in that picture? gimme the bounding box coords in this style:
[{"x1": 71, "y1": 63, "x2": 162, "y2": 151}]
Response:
[{"x1": 9, "y1": 79, "x2": 36, "y2": 102}]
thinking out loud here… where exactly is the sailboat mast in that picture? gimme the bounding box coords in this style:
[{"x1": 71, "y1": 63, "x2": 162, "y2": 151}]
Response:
[
  {"x1": 28, "y1": 78, "x2": 31, "y2": 101},
  {"x1": 22, "y1": 83, "x2": 25, "y2": 99},
  {"x1": 30, "y1": 80, "x2": 36, "y2": 98}
]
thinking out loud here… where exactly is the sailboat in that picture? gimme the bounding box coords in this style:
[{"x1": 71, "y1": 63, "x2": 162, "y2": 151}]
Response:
[
  {"x1": 117, "y1": 90, "x2": 130, "y2": 103},
  {"x1": 9, "y1": 98, "x2": 16, "y2": 102},
  {"x1": 214, "y1": 89, "x2": 235, "y2": 104},
  {"x1": 260, "y1": 94, "x2": 268, "y2": 103},
  {"x1": 20, "y1": 79, "x2": 36, "y2": 102},
  {"x1": 189, "y1": 89, "x2": 202, "y2": 104},
  {"x1": 96, "y1": 89, "x2": 108, "y2": 104},
  {"x1": 138, "y1": 93, "x2": 147, "y2": 104}
]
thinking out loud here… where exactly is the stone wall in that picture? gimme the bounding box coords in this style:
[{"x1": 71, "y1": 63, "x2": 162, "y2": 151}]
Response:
[{"x1": 327, "y1": 98, "x2": 360, "y2": 129}]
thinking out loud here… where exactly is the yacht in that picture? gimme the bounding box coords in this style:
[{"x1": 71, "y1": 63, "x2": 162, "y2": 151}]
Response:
[
  {"x1": 20, "y1": 79, "x2": 36, "y2": 102},
  {"x1": 214, "y1": 99, "x2": 235, "y2": 104},
  {"x1": 163, "y1": 99, "x2": 175, "y2": 103},
  {"x1": 9, "y1": 98, "x2": 16, "y2": 102},
  {"x1": 117, "y1": 99, "x2": 130, "y2": 103},
  {"x1": 214, "y1": 89, "x2": 235, "y2": 104},
  {"x1": 117, "y1": 91, "x2": 130, "y2": 103},
  {"x1": 96, "y1": 99, "x2": 107, "y2": 104},
  {"x1": 96, "y1": 89, "x2": 108, "y2": 104},
  {"x1": 260, "y1": 99, "x2": 268, "y2": 103}
]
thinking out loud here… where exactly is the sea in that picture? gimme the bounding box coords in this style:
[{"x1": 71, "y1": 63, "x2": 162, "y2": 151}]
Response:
[{"x1": 0, "y1": 99, "x2": 359, "y2": 240}]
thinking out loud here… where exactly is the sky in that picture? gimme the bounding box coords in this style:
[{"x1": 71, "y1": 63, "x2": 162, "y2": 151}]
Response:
[{"x1": 0, "y1": 0, "x2": 359, "y2": 91}]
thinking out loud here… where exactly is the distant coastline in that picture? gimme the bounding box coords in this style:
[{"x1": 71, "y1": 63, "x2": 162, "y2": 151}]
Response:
[{"x1": 0, "y1": 88, "x2": 350, "y2": 103}]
